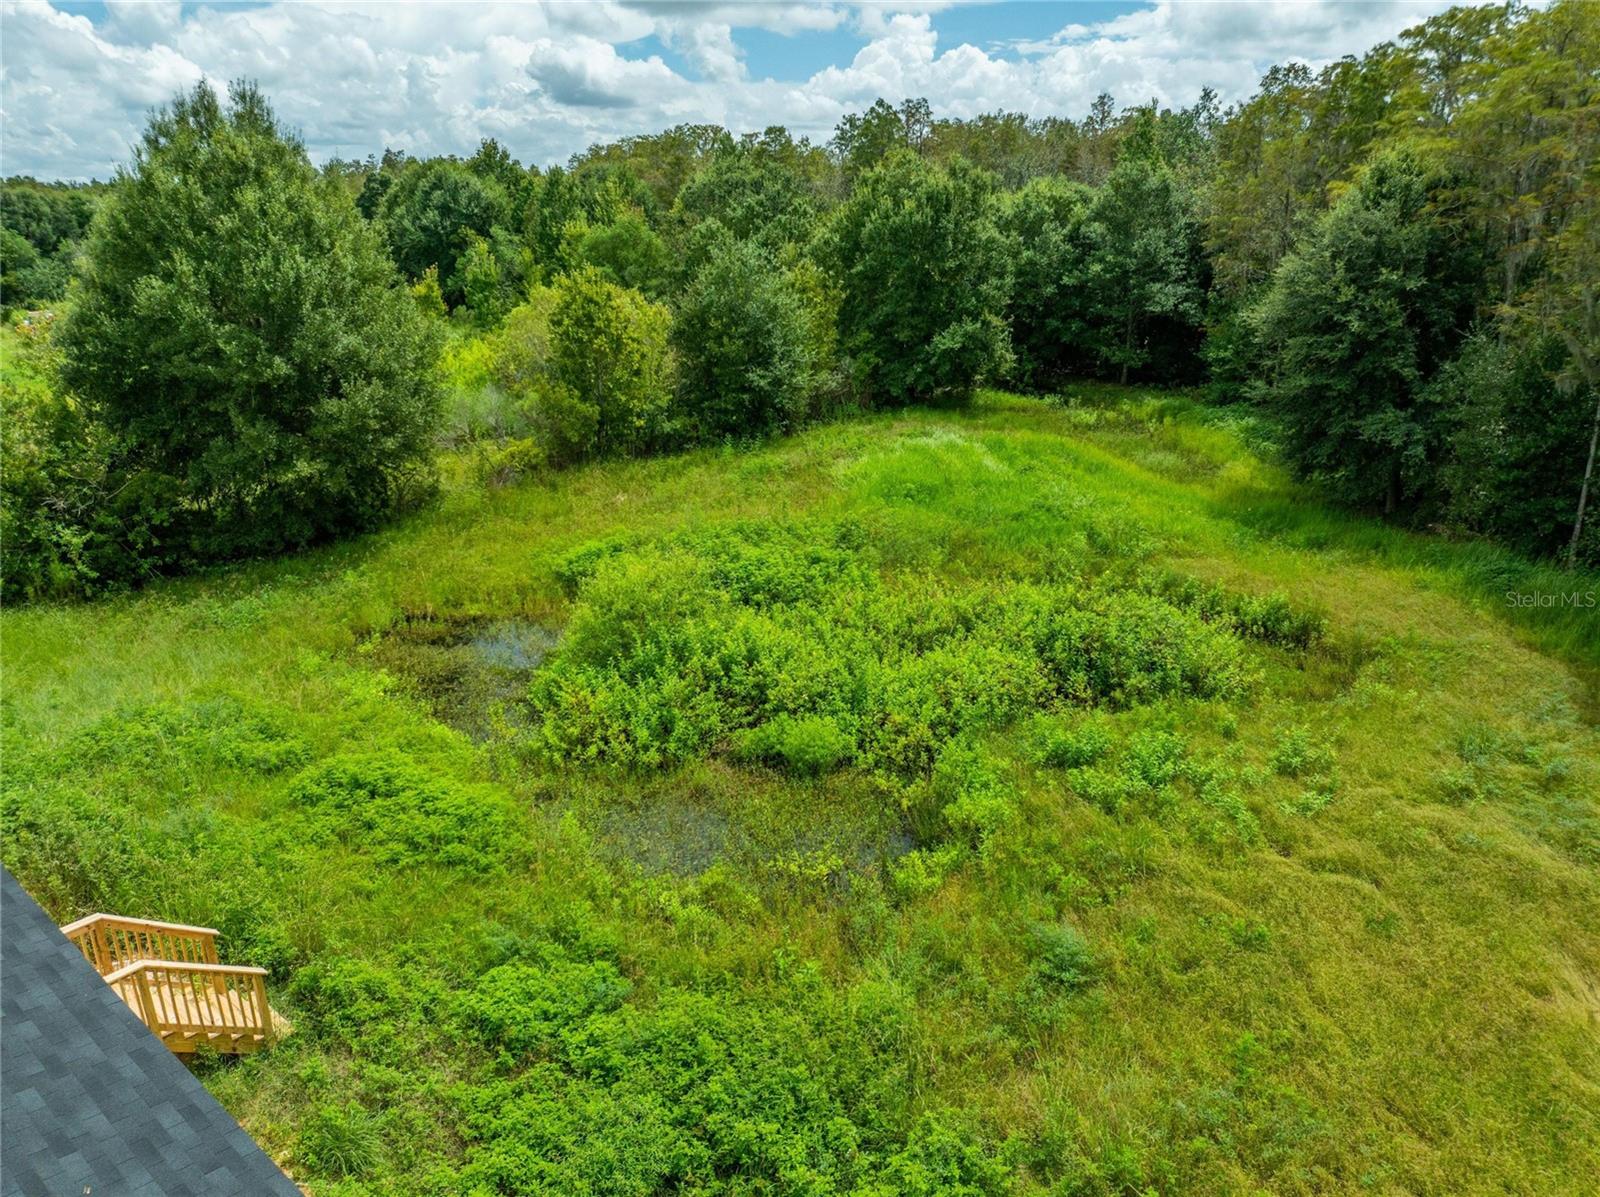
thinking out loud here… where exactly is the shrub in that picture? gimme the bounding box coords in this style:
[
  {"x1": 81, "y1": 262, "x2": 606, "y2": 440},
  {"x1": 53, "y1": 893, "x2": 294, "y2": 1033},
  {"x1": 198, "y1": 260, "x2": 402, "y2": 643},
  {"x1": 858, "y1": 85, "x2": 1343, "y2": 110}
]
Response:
[
  {"x1": 1270, "y1": 727, "x2": 1335, "y2": 779},
  {"x1": 300, "y1": 1102, "x2": 383, "y2": 1178},
  {"x1": 933, "y1": 739, "x2": 1017, "y2": 848},
  {"x1": 1031, "y1": 716, "x2": 1113, "y2": 770},
  {"x1": 287, "y1": 959, "x2": 416, "y2": 1040},
  {"x1": 863, "y1": 1114, "x2": 1011, "y2": 1197},
  {"x1": 529, "y1": 525, "x2": 1262, "y2": 782},
  {"x1": 1033, "y1": 593, "x2": 1253, "y2": 707},
  {"x1": 457, "y1": 958, "x2": 632, "y2": 1056},
  {"x1": 1124, "y1": 729, "x2": 1187, "y2": 790},
  {"x1": 1146, "y1": 573, "x2": 1326, "y2": 649},
  {"x1": 58, "y1": 82, "x2": 441, "y2": 570},
  {"x1": 1027, "y1": 923, "x2": 1098, "y2": 992},
  {"x1": 288, "y1": 751, "x2": 514, "y2": 873},
  {"x1": 474, "y1": 435, "x2": 546, "y2": 487},
  {"x1": 889, "y1": 844, "x2": 964, "y2": 901},
  {"x1": 736, "y1": 714, "x2": 854, "y2": 777},
  {"x1": 0, "y1": 323, "x2": 150, "y2": 601}
]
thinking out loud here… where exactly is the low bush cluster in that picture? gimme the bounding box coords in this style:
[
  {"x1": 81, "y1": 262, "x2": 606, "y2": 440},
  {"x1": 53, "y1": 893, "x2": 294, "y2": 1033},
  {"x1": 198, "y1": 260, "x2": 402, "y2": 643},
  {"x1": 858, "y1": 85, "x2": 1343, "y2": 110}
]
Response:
[
  {"x1": 289, "y1": 751, "x2": 519, "y2": 874},
  {"x1": 529, "y1": 522, "x2": 1256, "y2": 783}
]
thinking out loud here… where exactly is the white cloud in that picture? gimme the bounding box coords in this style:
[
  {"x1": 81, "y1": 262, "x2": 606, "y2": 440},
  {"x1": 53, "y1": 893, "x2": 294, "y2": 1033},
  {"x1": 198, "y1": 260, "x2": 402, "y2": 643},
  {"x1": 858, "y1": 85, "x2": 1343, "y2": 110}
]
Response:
[{"x1": 0, "y1": 0, "x2": 1461, "y2": 180}]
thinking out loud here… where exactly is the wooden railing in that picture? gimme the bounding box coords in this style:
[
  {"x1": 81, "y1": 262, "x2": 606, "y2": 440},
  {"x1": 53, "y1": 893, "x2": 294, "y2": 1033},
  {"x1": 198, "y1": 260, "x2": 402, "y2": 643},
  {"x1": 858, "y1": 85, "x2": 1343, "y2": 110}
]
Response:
[
  {"x1": 60, "y1": 912, "x2": 287, "y2": 1054},
  {"x1": 61, "y1": 912, "x2": 220, "y2": 976},
  {"x1": 103, "y1": 959, "x2": 276, "y2": 1053}
]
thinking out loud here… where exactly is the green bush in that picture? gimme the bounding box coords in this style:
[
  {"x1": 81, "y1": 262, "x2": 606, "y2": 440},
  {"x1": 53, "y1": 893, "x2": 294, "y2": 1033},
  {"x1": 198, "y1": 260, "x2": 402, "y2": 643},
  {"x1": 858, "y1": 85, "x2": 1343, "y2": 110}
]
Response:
[
  {"x1": 530, "y1": 524, "x2": 1258, "y2": 780},
  {"x1": 0, "y1": 323, "x2": 150, "y2": 601},
  {"x1": 736, "y1": 713, "x2": 854, "y2": 777},
  {"x1": 1270, "y1": 726, "x2": 1335, "y2": 779},
  {"x1": 288, "y1": 751, "x2": 515, "y2": 873},
  {"x1": 300, "y1": 1102, "x2": 383, "y2": 1178},
  {"x1": 457, "y1": 957, "x2": 631, "y2": 1056},
  {"x1": 1031, "y1": 716, "x2": 1113, "y2": 769},
  {"x1": 288, "y1": 959, "x2": 417, "y2": 1041},
  {"x1": 889, "y1": 844, "x2": 965, "y2": 901},
  {"x1": 447, "y1": 987, "x2": 929, "y2": 1194},
  {"x1": 933, "y1": 739, "x2": 1017, "y2": 847},
  {"x1": 1146, "y1": 572, "x2": 1326, "y2": 649},
  {"x1": 1027, "y1": 923, "x2": 1098, "y2": 993}
]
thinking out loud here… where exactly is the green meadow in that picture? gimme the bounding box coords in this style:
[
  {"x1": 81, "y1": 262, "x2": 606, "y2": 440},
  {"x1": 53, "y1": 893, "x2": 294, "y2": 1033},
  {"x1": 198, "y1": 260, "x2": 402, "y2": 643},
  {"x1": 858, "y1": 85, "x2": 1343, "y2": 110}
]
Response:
[{"x1": 4, "y1": 388, "x2": 1597, "y2": 1195}]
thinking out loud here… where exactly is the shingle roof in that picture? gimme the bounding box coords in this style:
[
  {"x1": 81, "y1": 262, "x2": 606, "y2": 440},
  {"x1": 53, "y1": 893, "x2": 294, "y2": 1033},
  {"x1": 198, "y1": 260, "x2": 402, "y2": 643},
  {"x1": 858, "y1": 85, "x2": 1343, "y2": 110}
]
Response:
[{"x1": 1, "y1": 867, "x2": 301, "y2": 1197}]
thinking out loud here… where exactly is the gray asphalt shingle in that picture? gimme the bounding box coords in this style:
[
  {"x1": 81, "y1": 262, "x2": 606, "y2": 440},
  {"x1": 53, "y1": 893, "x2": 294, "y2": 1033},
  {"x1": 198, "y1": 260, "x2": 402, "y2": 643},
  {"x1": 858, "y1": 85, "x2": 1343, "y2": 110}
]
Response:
[{"x1": 1, "y1": 867, "x2": 300, "y2": 1197}]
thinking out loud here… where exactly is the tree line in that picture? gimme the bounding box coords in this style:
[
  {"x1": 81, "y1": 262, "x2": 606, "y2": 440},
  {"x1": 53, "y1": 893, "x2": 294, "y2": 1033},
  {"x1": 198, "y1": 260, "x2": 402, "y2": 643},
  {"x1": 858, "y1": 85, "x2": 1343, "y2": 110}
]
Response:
[{"x1": 2, "y1": 0, "x2": 1595, "y2": 602}]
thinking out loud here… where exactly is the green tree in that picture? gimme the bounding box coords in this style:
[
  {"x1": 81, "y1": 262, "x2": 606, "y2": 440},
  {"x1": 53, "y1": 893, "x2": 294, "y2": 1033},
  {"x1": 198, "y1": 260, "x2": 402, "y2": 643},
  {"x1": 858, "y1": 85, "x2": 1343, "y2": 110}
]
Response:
[
  {"x1": 673, "y1": 144, "x2": 818, "y2": 251},
  {"x1": 354, "y1": 169, "x2": 392, "y2": 220},
  {"x1": 997, "y1": 175, "x2": 1094, "y2": 387},
  {"x1": 460, "y1": 236, "x2": 509, "y2": 326},
  {"x1": 673, "y1": 240, "x2": 812, "y2": 438},
  {"x1": 58, "y1": 81, "x2": 441, "y2": 564},
  {"x1": 1253, "y1": 149, "x2": 1484, "y2": 514},
  {"x1": 823, "y1": 151, "x2": 1011, "y2": 404},
  {"x1": 381, "y1": 159, "x2": 509, "y2": 304},
  {"x1": 1433, "y1": 332, "x2": 1598, "y2": 565},
  {"x1": 832, "y1": 98, "x2": 933, "y2": 177},
  {"x1": 572, "y1": 210, "x2": 672, "y2": 299},
  {"x1": 568, "y1": 123, "x2": 734, "y2": 211},
  {"x1": 1080, "y1": 153, "x2": 1204, "y2": 384},
  {"x1": 524, "y1": 166, "x2": 649, "y2": 278},
  {"x1": 548, "y1": 267, "x2": 675, "y2": 457}
]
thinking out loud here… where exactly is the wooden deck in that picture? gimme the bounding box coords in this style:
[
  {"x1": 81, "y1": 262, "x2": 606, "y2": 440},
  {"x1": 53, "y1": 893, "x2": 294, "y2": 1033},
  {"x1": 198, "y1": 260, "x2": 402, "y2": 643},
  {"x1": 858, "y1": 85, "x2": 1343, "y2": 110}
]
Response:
[{"x1": 59, "y1": 914, "x2": 289, "y2": 1055}]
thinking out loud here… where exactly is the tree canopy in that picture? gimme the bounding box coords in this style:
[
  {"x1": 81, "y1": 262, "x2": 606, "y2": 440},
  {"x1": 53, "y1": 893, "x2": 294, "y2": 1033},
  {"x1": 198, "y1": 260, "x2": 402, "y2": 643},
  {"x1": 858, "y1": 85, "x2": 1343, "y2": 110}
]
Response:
[{"x1": 57, "y1": 81, "x2": 440, "y2": 566}]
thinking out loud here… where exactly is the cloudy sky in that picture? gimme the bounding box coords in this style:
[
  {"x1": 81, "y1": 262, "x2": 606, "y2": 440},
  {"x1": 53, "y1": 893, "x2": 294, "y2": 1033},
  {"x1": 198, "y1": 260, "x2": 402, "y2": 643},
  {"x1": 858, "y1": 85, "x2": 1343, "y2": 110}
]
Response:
[{"x1": 3, "y1": 1, "x2": 1460, "y2": 181}]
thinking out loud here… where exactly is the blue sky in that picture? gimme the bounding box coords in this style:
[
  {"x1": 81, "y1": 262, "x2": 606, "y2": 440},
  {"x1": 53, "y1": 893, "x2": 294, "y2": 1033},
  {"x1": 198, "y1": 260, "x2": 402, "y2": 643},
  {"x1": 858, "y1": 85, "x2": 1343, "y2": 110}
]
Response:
[{"x1": 3, "y1": 1, "x2": 1458, "y2": 180}]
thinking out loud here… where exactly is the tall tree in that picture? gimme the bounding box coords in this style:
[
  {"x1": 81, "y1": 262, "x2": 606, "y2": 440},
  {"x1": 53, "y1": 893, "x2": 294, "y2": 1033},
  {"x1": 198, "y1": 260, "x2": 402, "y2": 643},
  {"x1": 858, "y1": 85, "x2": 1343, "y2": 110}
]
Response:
[
  {"x1": 58, "y1": 80, "x2": 440, "y2": 563},
  {"x1": 673, "y1": 239, "x2": 813, "y2": 438},
  {"x1": 1253, "y1": 149, "x2": 1485, "y2": 514},
  {"x1": 822, "y1": 150, "x2": 1011, "y2": 404},
  {"x1": 1080, "y1": 153, "x2": 1204, "y2": 384},
  {"x1": 381, "y1": 160, "x2": 509, "y2": 304},
  {"x1": 997, "y1": 175, "x2": 1094, "y2": 387},
  {"x1": 548, "y1": 268, "x2": 675, "y2": 457}
]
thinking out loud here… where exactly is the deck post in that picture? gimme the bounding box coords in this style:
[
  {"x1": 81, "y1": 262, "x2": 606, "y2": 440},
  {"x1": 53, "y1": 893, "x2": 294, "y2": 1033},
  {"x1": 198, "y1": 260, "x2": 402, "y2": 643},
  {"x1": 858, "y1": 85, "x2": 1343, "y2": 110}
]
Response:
[
  {"x1": 131, "y1": 967, "x2": 161, "y2": 1031},
  {"x1": 93, "y1": 922, "x2": 112, "y2": 975}
]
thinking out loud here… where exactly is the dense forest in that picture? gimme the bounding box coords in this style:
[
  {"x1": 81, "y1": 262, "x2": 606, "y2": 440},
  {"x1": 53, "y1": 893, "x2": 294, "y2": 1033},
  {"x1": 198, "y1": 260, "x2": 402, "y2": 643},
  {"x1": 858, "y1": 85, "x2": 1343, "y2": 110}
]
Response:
[{"x1": 3, "y1": 0, "x2": 1596, "y2": 604}]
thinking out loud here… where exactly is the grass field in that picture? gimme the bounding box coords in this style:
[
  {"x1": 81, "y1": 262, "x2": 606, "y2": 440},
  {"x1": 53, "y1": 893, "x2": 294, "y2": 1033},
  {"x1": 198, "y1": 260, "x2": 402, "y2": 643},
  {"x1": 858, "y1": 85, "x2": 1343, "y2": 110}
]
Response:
[{"x1": 4, "y1": 386, "x2": 1598, "y2": 1195}]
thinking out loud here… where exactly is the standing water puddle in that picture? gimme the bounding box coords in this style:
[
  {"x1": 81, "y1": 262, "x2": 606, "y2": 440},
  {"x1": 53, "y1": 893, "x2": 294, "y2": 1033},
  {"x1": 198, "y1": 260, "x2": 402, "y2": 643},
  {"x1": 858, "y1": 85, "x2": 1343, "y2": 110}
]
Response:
[{"x1": 366, "y1": 616, "x2": 557, "y2": 742}]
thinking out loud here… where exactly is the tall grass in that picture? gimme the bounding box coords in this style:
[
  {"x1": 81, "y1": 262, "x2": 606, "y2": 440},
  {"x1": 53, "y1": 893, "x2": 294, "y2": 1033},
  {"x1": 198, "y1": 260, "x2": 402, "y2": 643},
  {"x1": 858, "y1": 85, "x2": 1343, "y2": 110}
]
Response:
[{"x1": 2, "y1": 388, "x2": 1596, "y2": 1195}]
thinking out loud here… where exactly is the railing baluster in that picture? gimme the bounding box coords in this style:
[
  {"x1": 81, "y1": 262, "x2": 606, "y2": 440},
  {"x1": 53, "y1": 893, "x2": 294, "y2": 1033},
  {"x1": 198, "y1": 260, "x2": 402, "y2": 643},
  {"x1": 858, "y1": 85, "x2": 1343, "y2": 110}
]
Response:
[{"x1": 252, "y1": 973, "x2": 270, "y2": 1039}]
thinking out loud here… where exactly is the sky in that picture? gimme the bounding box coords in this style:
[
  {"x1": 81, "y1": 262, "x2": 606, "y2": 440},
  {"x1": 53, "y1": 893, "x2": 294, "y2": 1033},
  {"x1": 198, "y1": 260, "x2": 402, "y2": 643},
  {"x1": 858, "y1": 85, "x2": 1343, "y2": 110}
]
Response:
[{"x1": 1, "y1": 1, "x2": 1463, "y2": 182}]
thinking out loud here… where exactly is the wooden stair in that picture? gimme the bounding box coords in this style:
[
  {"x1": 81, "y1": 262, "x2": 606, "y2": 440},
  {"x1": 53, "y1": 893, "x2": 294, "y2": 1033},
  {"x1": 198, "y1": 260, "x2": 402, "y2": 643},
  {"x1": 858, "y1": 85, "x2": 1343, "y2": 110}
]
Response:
[{"x1": 59, "y1": 913, "x2": 290, "y2": 1055}]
